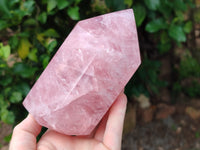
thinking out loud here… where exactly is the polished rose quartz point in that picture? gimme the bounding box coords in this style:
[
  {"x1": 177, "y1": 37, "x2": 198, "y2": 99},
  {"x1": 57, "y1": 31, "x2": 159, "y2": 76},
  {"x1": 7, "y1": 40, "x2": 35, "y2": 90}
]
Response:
[{"x1": 23, "y1": 9, "x2": 141, "y2": 135}]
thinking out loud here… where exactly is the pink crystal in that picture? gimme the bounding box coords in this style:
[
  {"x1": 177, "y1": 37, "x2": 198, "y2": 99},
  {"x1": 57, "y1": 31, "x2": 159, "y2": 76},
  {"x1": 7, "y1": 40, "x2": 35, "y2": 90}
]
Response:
[{"x1": 23, "y1": 9, "x2": 141, "y2": 135}]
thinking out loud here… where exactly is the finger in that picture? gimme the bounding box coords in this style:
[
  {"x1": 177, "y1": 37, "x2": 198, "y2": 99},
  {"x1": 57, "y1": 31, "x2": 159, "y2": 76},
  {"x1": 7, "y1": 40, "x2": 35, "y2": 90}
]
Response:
[
  {"x1": 103, "y1": 92, "x2": 127, "y2": 150},
  {"x1": 94, "y1": 112, "x2": 109, "y2": 141},
  {"x1": 95, "y1": 89, "x2": 125, "y2": 141},
  {"x1": 9, "y1": 114, "x2": 42, "y2": 150},
  {"x1": 78, "y1": 128, "x2": 96, "y2": 138}
]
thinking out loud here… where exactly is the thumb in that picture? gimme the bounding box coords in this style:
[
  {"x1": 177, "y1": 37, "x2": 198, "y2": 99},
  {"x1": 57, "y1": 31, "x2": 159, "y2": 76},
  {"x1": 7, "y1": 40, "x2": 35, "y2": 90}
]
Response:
[{"x1": 9, "y1": 114, "x2": 42, "y2": 150}]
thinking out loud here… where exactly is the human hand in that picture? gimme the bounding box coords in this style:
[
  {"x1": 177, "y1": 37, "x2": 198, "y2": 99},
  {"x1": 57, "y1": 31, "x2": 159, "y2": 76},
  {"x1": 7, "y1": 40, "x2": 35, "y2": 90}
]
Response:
[{"x1": 9, "y1": 92, "x2": 127, "y2": 150}]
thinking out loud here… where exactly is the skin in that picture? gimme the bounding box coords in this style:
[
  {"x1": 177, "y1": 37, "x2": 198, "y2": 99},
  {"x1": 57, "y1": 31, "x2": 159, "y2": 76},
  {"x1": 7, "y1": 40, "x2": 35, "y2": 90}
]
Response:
[{"x1": 9, "y1": 92, "x2": 127, "y2": 150}]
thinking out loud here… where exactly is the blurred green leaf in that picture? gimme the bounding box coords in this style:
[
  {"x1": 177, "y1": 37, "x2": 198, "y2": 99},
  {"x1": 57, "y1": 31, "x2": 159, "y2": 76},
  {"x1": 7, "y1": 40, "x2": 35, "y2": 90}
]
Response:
[
  {"x1": 0, "y1": 0, "x2": 10, "y2": 16},
  {"x1": 17, "y1": 82, "x2": 30, "y2": 96},
  {"x1": 74, "y1": 0, "x2": 82, "y2": 4},
  {"x1": 175, "y1": 10, "x2": 185, "y2": 22},
  {"x1": 37, "y1": 33, "x2": 45, "y2": 43},
  {"x1": 179, "y1": 55, "x2": 200, "y2": 78},
  {"x1": 1, "y1": 109, "x2": 15, "y2": 124},
  {"x1": 10, "y1": 92, "x2": 22, "y2": 103},
  {"x1": 17, "y1": 38, "x2": 31, "y2": 59},
  {"x1": 0, "y1": 61, "x2": 6, "y2": 68},
  {"x1": 23, "y1": 18, "x2": 37, "y2": 26},
  {"x1": 145, "y1": 18, "x2": 167, "y2": 33},
  {"x1": 183, "y1": 21, "x2": 192, "y2": 33},
  {"x1": 124, "y1": 0, "x2": 132, "y2": 7},
  {"x1": 158, "y1": 0, "x2": 172, "y2": 18},
  {"x1": 57, "y1": 0, "x2": 69, "y2": 10},
  {"x1": 173, "y1": 0, "x2": 187, "y2": 11},
  {"x1": 105, "y1": 0, "x2": 125, "y2": 10},
  {"x1": 157, "y1": 42, "x2": 171, "y2": 54},
  {"x1": 47, "y1": 40, "x2": 57, "y2": 53},
  {"x1": 28, "y1": 48, "x2": 38, "y2": 62},
  {"x1": 195, "y1": 132, "x2": 200, "y2": 138},
  {"x1": 43, "y1": 29, "x2": 60, "y2": 38},
  {"x1": 182, "y1": 80, "x2": 200, "y2": 97},
  {"x1": 22, "y1": 0, "x2": 35, "y2": 15},
  {"x1": 157, "y1": 31, "x2": 171, "y2": 53},
  {"x1": 38, "y1": 12, "x2": 47, "y2": 24},
  {"x1": 160, "y1": 31, "x2": 170, "y2": 44},
  {"x1": 18, "y1": 31, "x2": 30, "y2": 38},
  {"x1": 0, "y1": 76, "x2": 12, "y2": 86},
  {"x1": 0, "y1": 95, "x2": 4, "y2": 103},
  {"x1": 0, "y1": 20, "x2": 8, "y2": 30},
  {"x1": 42, "y1": 0, "x2": 47, "y2": 4},
  {"x1": 67, "y1": 6, "x2": 80, "y2": 20},
  {"x1": 13, "y1": 62, "x2": 37, "y2": 78},
  {"x1": 4, "y1": 87, "x2": 12, "y2": 97},
  {"x1": 4, "y1": 134, "x2": 12, "y2": 142},
  {"x1": 144, "y1": 0, "x2": 160, "y2": 10},
  {"x1": 0, "y1": 43, "x2": 10, "y2": 59},
  {"x1": 9, "y1": 0, "x2": 20, "y2": 7},
  {"x1": 9, "y1": 35, "x2": 19, "y2": 49},
  {"x1": 133, "y1": 4, "x2": 146, "y2": 27},
  {"x1": 169, "y1": 25, "x2": 186, "y2": 42},
  {"x1": 47, "y1": 0, "x2": 57, "y2": 12},
  {"x1": 40, "y1": 55, "x2": 50, "y2": 69},
  {"x1": 0, "y1": 95, "x2": 9, "y2": 108}
]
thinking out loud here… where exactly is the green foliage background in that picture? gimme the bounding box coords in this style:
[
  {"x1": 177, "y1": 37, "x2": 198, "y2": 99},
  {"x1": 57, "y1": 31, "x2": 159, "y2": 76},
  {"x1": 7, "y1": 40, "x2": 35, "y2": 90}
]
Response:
[{"x1": 0, "y1": 0, "x2": 199, "y2": 130}]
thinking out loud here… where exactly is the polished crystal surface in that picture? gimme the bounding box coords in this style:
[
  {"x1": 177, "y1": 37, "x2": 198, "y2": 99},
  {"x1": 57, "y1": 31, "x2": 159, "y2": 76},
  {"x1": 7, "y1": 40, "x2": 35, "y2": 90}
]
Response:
[{"x1": 23, "y1": 9, "x2": 141, "y2": 135}]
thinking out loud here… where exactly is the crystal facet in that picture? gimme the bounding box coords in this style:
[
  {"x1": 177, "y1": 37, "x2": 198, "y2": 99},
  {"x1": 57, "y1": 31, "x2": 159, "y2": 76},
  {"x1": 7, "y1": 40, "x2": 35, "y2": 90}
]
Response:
[{"x1": 23, "y1": 9, "x2": 141, "y2": 135}]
